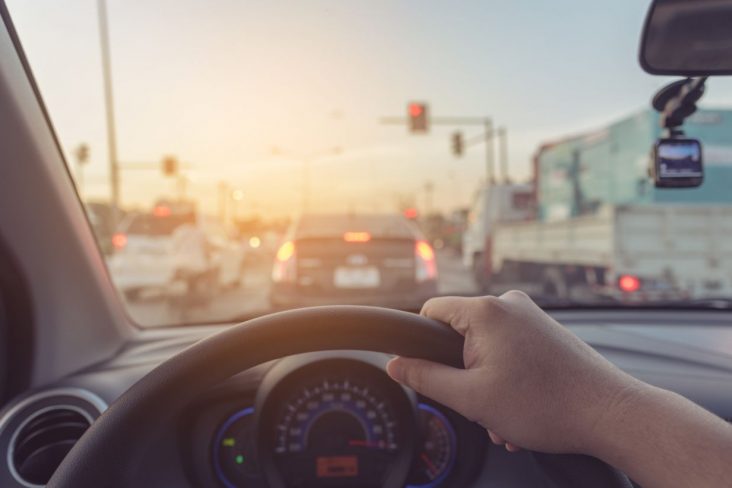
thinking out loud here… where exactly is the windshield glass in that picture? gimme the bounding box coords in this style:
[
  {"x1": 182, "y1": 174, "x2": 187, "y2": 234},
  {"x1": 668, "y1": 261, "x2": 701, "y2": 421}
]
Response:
[{"x1": 7, "y1": 0, "x2": 732, "y2": 327}]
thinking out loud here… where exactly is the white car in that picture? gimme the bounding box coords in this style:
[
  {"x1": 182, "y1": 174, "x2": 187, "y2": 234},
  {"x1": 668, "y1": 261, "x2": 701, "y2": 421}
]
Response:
[{"x1": 108, "y1": 211, "x2": 245, "y2": 300}]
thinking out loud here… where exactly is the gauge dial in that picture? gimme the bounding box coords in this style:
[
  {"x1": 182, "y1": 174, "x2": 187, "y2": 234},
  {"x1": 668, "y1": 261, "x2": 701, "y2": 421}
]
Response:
[
  {"x1": 271, "y1": 377, "x2": 401, "y2": 487},
  {"x1": 407, "y1": 403, "x2": 457, "y2": 487},
  {"x1": 213, "y1": 407, "x2": 264, "y2": 488}
]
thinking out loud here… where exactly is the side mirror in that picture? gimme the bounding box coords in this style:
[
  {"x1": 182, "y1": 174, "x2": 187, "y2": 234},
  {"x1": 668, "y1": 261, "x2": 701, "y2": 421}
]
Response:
[{"x1": 640, "y1": 0, "x2": 732, "y2": 76}]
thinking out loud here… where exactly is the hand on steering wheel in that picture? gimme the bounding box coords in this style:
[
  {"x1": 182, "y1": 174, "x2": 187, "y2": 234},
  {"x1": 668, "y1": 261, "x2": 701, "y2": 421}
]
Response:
[{"x1": 387, "y1": 291, "x2": 642, "y2": 457}]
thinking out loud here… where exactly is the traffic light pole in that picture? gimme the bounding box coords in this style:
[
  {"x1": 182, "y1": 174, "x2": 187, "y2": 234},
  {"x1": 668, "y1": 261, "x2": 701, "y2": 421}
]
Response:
[{"x1": 380, "y1": 115, "x2": 499, "y2": 184}]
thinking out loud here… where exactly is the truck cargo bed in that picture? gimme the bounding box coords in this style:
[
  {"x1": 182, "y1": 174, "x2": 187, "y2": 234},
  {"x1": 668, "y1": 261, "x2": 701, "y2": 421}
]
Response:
[{"x1": 491, "y1": 205, "x2": 732, "y2": 300}]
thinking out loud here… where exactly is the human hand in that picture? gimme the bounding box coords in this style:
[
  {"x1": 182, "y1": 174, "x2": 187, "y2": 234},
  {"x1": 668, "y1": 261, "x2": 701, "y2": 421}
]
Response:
[{"x1": 387, "y1": 291, "x2": 641, "y2": 455}]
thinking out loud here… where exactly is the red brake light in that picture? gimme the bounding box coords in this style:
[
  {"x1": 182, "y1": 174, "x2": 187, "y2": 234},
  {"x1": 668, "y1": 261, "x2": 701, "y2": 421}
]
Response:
[
  {"x1": 112, "y1": 232, "x2": 127, "y2": 250},
  {"x1": 618, "y1": 274, "x2": 641, "y2": 293},
  {"x1": 403, "y1": 208, "x2": 418, "y2": 220},
  {"x1": 343, "y1": 232, "x2": 371, "y2": 243},
  {"x1": 152, "y1": 205, "x2": 171, "y2": 217}
]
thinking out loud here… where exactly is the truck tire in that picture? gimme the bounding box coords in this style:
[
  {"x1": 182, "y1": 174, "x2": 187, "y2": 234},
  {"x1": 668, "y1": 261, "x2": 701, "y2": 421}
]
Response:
[
  {"x1": 124, "y1": 288, "x2": 142, "y2": 302},
  {"x1": 472, "y1": 252, "x2": 490, "y2": 293},
  {"x1": 542, "y1": 267, "x2": 568, "y2": 301}
]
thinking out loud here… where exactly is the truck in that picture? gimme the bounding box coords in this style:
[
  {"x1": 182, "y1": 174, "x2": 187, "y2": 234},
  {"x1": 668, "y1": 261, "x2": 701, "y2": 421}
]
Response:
[{"x1": 467, "y1": 108, "x2": 732, "y2": 302}]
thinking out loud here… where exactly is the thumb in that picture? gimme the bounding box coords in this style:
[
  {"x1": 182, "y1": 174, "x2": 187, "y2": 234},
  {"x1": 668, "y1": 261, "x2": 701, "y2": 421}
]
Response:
[{"x1": 387, "y1": 357, "x2": 474, "y2": 417}]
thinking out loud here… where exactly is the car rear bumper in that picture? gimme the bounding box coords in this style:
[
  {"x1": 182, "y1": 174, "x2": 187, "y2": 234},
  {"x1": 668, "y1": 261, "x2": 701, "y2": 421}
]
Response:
[{"x1": 269, "y1": 281, "x2": 438, "y2": 311}]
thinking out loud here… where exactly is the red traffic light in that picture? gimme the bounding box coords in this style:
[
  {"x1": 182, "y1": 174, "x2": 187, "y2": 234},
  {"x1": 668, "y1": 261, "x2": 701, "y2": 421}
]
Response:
[
  {"x1": 407, "y1": 102, "x2": 429, "y2": 133},
  {"x1": 408, "y1": 103, "x2": 424, "y2": 117}
]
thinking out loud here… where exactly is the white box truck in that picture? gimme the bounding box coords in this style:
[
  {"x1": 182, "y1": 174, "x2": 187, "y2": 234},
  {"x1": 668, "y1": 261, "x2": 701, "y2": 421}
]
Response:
[{"x1": 466, "y1": 108, "x2": 732, "y2": 302}]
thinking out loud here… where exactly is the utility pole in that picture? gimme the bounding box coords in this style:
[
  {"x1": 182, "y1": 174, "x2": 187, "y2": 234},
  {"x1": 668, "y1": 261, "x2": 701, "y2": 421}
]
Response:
[
  {"x1": 302, "y1": 157, "x2": 310, "y2": 212},
  {"x1": 423, "y1": 180, "x2": 434, "y2": 214},
  {"x1": 176, "y1": 175, "x2": 188, "y2": 202},
  {"x1": 218, "y1": 182, "x2": 229, "y2": 224},
  {"x1": 97, "y1": 0, "x2": 120, "y2": 227},
  {"x1": 498, "y1": 127, "x2": 509, "y2": 182},
  {"x1": 484, "y1": 119, "x2": 495, "y2": 184},
  {"x1": 231, "y1": 189, "x2": 244, "y2": 223}
]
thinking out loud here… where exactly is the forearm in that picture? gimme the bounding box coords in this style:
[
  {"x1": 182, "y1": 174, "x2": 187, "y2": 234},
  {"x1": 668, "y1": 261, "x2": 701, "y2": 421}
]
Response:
[{"x1": 590, "y1": 381, "x2": 732, "y2": 488}]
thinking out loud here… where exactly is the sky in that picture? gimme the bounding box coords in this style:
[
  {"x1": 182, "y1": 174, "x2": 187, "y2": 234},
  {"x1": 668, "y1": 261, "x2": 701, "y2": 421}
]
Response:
[{"x1": 7, "y1": 0, "x2": 732, "y2": 219}]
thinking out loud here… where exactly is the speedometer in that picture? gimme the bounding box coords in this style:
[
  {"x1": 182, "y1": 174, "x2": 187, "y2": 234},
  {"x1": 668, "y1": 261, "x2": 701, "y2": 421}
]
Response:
[
  {"x1": 258, "y1": 357, "x2": 414, "y2": 488},
  {"x1": 274, "y1": 377, "x2": 399, "y2": 486}
]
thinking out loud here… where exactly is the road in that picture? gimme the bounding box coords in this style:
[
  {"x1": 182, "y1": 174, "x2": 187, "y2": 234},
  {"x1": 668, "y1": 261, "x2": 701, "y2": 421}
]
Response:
[{"x1": 124, "y1": 249, "x2": 478, "y2": 327}]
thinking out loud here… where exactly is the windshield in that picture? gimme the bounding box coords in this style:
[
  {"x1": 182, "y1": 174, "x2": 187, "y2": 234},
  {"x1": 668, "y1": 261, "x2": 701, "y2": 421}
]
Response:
[{"x1": 7, "y1": 0, "x2": 732, "y2": 327}]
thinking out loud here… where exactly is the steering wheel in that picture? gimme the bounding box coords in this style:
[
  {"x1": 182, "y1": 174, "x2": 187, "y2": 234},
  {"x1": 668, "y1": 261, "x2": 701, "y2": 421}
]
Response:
[{"x1": 48, "y1": 306, "x2": 631, "y2": 488}]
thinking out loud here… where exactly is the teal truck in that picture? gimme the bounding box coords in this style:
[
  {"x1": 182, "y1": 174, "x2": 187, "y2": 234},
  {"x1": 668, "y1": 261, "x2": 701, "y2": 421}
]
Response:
[{"x1": 473, "y1": 108, "x2": 732, "y2": 302}]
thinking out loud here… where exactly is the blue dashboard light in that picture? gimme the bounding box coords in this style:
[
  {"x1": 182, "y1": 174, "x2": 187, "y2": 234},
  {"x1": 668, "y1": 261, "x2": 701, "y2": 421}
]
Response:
[{"x1": 213, "y1": 406, "x2": 256, "y2": 488}]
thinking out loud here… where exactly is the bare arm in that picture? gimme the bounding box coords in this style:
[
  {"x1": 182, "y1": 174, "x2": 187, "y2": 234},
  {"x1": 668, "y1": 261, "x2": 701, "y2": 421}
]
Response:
[
  {"x1": 591, "y1": 383, "x2": 732, "y2": 488},
  {"x1": 386, "y1": 291, "x2": 732, "y2": 488}
]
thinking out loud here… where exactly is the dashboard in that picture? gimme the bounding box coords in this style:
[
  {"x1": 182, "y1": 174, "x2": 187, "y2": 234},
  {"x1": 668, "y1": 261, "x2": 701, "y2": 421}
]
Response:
[
  {"x1": 185, "y1": 352, "x2": 486, "y2": 488},
  {"x1": 2, "y1": 310, "x2": 732, "y2": 487}
]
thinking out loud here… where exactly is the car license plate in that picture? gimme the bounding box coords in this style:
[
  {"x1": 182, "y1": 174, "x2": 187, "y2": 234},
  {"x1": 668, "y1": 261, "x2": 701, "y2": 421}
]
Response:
[{"x1": 333, "y1": 267, "x2": 381, "y2": 289}]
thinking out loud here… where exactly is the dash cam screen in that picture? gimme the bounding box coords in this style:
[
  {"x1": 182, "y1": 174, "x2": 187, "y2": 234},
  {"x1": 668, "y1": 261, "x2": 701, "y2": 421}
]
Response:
[{"x1": 657, "y1": 140, "x2": 703, "y2": 178}]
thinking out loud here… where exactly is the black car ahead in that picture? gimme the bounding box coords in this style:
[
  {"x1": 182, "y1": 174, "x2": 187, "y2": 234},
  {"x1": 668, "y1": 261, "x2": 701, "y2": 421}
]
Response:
[{"x1": 270, "y1": 214, "x2": 438, "y2": 310}]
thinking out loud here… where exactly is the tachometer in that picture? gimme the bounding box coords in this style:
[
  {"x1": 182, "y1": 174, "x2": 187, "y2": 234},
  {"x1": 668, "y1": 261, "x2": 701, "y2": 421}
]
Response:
[{"x1": 406, "y1": 403, "x2": 457, "y2": 487}]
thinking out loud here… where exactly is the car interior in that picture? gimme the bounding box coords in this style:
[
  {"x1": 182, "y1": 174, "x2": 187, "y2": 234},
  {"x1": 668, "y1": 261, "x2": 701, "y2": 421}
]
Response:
[{"x1": 1, "y1": 0, "x2": 732, "y2": 487}]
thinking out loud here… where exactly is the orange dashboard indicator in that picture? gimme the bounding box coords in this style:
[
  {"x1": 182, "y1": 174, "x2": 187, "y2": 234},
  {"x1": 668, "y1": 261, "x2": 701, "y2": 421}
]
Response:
[{"x1": 316, "y1": 455, "x2": 358, "y2": 478}]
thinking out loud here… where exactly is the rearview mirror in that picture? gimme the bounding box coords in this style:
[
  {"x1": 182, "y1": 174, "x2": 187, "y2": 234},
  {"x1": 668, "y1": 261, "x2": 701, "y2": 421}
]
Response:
[{"x1": 640, "y1": 0, "x2": 732, "y2": 76}]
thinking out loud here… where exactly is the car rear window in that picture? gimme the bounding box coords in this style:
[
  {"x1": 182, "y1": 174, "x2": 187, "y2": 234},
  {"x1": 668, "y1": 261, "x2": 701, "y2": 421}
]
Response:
[
  {"x1": 125, "y1": 215, "x2": 187, "y2": 236},
  {"x1": 296, "y1": 215, "x2": 415, "y2": 240}
]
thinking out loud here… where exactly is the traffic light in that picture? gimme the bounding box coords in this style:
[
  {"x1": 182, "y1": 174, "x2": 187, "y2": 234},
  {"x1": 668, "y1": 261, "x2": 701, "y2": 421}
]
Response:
[
  {"x1": 451, "y1": 131, "x2": 464, "y2": 157},
  {"x1": 407, "y1": 102, "x2": 429, "y2": 133},
  {"x1": 162, "y1": 156, "x2": 178, "y2": 177},
  {"x1": 74, "y1": 144, "x2": 90, "y2": 164}
]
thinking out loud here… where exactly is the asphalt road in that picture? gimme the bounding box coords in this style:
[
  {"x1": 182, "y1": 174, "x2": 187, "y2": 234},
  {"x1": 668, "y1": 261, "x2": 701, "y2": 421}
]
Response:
[{"x1": 124, "y1": 248, "x2": 478, "y2": 327}]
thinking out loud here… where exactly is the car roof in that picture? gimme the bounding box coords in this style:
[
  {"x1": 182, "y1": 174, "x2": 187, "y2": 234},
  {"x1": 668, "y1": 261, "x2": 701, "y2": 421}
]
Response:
[{"x1": 295, "y1": 213, "x2": 417, "y2": 239}]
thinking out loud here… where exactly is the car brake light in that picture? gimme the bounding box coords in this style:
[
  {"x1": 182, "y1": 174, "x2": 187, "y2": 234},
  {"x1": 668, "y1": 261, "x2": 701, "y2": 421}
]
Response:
[
  {"x1": 618, "y1": 274, "x2": 641, "y2": 293},
  {"x1": 273, "y1": 241, "x2": 296, "y2": 283},
  {"x1": 152, "y1": 205, "x2": 171, "y2": 217},
  {"x1": 343, "y1": 232, "x2": 371, "y2": 243},
  {"x1": 415, "y1": 240, "x2": 437, "y2": 282},
  {"x1": 112, "y1": 233, "x2": 127, "y2": 250}
]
